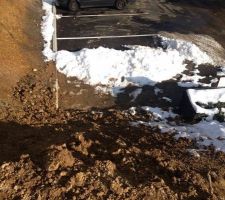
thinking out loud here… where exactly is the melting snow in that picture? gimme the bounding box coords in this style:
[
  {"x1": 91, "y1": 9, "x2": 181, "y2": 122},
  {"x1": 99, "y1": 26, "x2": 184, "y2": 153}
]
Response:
[
  {"x1": 130, "y1": 107, "x2": 225, "y2": 152},
  {"x1": 187, "y1": 88, "x2": 225, "y2": 117}
]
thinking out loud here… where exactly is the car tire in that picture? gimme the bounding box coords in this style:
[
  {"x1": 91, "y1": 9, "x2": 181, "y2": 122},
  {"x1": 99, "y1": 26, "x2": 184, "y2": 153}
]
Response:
[
  {"x1": 68, "y1": 0, "x2": 78, "y2": 12},
  {"x1": 115, "y1": 0, "x2": 127, "y2": 10}
]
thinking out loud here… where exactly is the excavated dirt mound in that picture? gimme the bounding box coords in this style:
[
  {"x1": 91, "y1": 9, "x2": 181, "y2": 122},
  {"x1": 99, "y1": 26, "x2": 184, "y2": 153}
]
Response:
[
  {"x1": 0, "y1": 0, "x2": 44, "y2": 104},
  {"x1": 0, "y1": 74, "x2": 225, "y2": 199}
]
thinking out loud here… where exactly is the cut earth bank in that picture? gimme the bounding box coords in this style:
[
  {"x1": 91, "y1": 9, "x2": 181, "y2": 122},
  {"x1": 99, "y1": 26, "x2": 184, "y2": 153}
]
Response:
[{"x1": 0, "y1": 0, "x2": 225, "y2": 199}]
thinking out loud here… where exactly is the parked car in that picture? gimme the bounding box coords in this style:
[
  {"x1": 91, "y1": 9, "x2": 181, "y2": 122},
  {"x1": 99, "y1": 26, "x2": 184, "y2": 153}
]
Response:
[{"x1": 56, "y1": 0, "x2": 130, "y2": 11}]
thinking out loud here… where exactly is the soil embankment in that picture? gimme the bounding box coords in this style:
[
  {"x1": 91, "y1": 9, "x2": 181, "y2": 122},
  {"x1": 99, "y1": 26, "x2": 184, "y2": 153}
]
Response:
[{"x1": 0, "y1": 0, "x2": 44, "y2": 104}]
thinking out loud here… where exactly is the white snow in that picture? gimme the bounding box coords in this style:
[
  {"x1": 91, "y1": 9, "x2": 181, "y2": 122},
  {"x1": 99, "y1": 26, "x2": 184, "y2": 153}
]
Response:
[
  {"x1": 130, "y1": 107, "x2": 225, "y2": 152},
  {"x1": 141, "y1": 106, "x2": 177, "y2": 120},
  {"x1": 178, "y1": 82, "x2": 199, "y2": 88},
  {"x1": 161, "y1": 36, "x2": 213, "y2": 65},
  {"x1": 42, "y1": 0, "x2": 55, "y2": 61},
  {"x1": 55, "y1": 41, "x2": 213, "y2": 95},
  {"x1": 129, "y1": 107, "x2": 137, "y2": 116},
  {"x1": 55, "y1": 46, "x2": 185, "y2": 89},
  {"x1": 187, "y1": 88, "x2": 225, "y2": 117},
  {"x1": 218, "y1": 77, "x2": 225, "y2": 87}
]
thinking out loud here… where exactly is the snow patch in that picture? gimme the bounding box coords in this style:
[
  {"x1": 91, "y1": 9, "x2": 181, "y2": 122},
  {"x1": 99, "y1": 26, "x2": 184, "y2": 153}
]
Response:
[
  {"x1": 41, "y1": 0, "x2": 55, "y2": 61},
  {"x1": 178, "y1": 68, "x2": 213, "y2": 88},
  {"x1": 154, "y1": 88, "x2": 163, "y2": 96},
  {"x1": 187, "y1": 88, "x2": 225, "y2": 117},
  {"x1": 218, "y1": 77, "x2": 225, "y2": 87},
  {"x1": 130, "y1": 107, "x2": 225, "y2": 152},
  {"x1": 162, "y1": 97, "x2": 172, "y2": 102},
  {"x1": 141, "y1": 106, "x2": 177, "y2": 120},
  {"x1": 161, "y1": 36, "x2": 213, "y2": 65}
]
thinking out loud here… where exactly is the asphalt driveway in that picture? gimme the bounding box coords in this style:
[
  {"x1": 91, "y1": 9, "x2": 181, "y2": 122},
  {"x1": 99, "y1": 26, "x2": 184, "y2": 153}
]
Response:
[{"x1": 56, "y1": 0, "x2": 225, "y2": 51}]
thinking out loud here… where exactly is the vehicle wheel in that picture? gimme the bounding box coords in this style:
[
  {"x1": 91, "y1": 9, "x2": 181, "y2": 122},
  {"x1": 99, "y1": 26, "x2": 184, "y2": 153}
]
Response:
[
  {"x1": 68, "y1": 0, "x2": 78, "y2": 12},
  {"x1": 115, "y1": 0, "x2": 126, "y2": 10}
]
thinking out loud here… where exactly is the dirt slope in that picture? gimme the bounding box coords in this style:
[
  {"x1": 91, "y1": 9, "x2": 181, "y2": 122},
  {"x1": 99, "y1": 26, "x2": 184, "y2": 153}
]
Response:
[{"x1": 0, "y1": 0, "x2": 44, "y2": 104}]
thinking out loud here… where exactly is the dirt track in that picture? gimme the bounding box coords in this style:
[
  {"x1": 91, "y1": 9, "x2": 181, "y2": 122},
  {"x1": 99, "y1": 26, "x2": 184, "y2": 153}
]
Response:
[{"x1": 0, "y1": 0, "x2": 225, "y2": 199}]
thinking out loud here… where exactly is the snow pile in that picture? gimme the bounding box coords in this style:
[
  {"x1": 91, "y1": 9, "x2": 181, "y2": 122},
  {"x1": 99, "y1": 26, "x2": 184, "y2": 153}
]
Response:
[
  {"x1": 42, "y1": 0, "x2": 55, "y2": 61},
  {"x1": 130, "y1": 107, "x2": 225, "y2": 152},
  {"x1": 41, "y1": 0, "x2": 216, "y2": 94},
  {"x1": 176, "y1": 120, "x2": 225, "y2": 152},
  {"x1": 55, "y1": 40, "x2": 213, "y2": 94},
  {"x1": 56, "y1": 46, "x2": 186, "y2": 86},
  {"x1": 187, "y1": 88, "x2": 225, "y2": 117},
  {"x1": 161, "y1": 36, "x2": 213, "y2": 65}
]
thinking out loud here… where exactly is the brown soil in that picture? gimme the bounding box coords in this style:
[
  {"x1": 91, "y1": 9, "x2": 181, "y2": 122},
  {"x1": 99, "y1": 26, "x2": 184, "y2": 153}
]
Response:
[
  {"x1": 0, "y1": 0, "x2": 44, "y2": 104},
  {"x1": 0, "y1": 1, "x2": 225, "y2": 200},
  {"x1": 0, "y1": 73, "x2": 225, "y2": 199}
]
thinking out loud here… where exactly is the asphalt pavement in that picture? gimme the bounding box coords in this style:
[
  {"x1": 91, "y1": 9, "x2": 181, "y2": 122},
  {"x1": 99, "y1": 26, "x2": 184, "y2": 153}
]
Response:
[
  {"x1": 56, "y1": 0, "x2": 165, "y2": 50},
  {"x1": 56, "y1": 0, "x2": 225, "y2": 51}
]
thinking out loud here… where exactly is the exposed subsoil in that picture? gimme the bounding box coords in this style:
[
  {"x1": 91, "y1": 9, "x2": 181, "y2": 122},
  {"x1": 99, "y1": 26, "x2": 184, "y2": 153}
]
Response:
[{"x1": 1, "y1": 0, "x2": 225, "y2": 200}]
